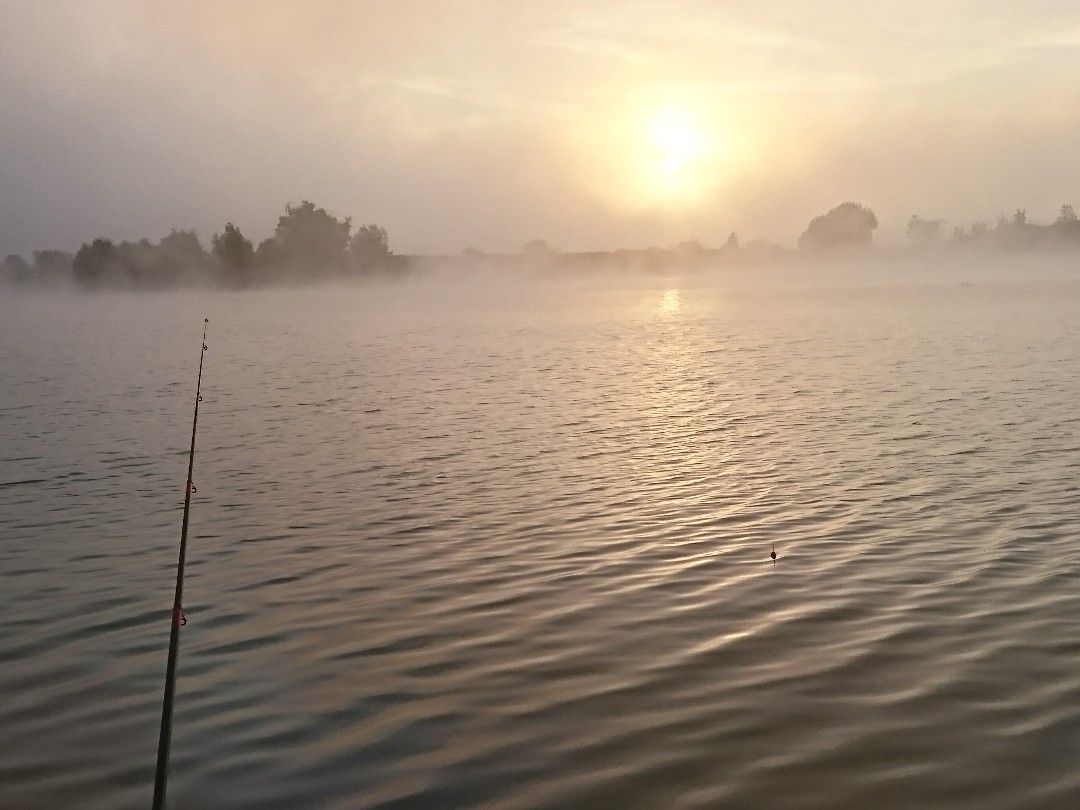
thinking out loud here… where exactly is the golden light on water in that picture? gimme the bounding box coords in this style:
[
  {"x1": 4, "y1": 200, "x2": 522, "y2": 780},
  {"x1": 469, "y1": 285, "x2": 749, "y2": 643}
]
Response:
[{"x1": 659, "y1": 288, "x2": 682, "y2": 315}]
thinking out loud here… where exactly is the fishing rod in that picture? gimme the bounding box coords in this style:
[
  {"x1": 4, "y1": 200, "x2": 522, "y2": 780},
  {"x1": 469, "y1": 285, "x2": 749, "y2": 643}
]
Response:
[{"x1": 152, "y1": 318, "x2": 209, "y2": 810}]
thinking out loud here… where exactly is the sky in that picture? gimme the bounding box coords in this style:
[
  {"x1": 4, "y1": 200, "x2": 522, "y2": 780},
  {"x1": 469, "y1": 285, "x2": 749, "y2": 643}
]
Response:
[{"x1": 3, "y1": 0, "x2": 1080, "y2": 256}]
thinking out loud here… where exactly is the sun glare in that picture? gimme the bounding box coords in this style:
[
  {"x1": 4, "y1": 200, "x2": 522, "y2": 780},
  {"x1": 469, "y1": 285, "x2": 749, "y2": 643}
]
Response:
[
  {"x1": 632, "y1": 107, "x2": 722, "y2": 205},
  {"x1": 649, "y1": 112, "x2": 706, "y2": 178},
  {"x1": 575, "y1": 100, "x2": 742, "y2": 212}
]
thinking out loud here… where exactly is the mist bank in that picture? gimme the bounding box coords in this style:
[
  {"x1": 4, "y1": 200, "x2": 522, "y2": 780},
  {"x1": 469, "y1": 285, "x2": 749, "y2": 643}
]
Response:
[{"x1": 7, "y1": 199, "x2": 1080, "y2": 292}]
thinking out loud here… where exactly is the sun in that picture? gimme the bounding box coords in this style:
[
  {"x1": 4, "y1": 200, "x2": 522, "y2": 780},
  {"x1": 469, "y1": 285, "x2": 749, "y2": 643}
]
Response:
[
  {"x1": 626, "y1": 105, "x2": 725, "y2": 205},
  {"x1": 572, "y1": 97, "x2": 746, "y2": 211},
  {"x1": 648, "y1": 110, "x2": 707, "y2": 179}
]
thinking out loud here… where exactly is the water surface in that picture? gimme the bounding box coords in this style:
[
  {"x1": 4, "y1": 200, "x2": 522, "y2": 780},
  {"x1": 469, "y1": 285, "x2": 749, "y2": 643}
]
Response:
[{"x1": 3, "y1": 267, "x2": 1080, "y2": 808}]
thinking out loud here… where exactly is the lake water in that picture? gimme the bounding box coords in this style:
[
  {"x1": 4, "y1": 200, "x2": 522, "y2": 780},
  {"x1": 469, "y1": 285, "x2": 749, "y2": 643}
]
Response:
[{"x1": 3, "y1": 264, "x2": 1080, "y2": 809}]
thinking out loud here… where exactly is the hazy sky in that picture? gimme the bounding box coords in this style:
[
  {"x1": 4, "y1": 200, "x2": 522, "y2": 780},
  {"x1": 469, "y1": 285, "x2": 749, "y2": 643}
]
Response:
[{"x1": 3, "y1": 1, "x2": 1080, "y2": 256}]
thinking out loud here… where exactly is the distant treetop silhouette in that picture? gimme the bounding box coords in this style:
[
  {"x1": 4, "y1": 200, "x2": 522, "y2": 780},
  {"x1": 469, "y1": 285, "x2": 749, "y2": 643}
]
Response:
[{"x1": 798, "y1": 202, "x2": 878, "y2": 252}]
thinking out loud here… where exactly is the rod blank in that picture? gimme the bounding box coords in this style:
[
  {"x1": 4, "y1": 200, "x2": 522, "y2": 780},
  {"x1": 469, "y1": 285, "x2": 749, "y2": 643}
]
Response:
[{"x1": 152, "y1": 318, "x2": 209, "y2": 810}]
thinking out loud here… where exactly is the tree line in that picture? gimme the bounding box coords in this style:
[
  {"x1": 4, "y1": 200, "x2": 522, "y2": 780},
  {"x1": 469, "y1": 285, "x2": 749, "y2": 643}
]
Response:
[
  {"x1": 798, "y1": 202, "x2": 1080, "y2": 253},
  {"x1": 2, "y1": 201, "x2": 396, "y2": 290},
  {"x1": 9, "y1": 199, "x2": 1080, "y2": 288},
  {"x1": 511, "y1": 201, "x2": 1080, "y2": 260},
  {"x1": 945, "y1": 205, "x2": 1080, "y2": 250}
]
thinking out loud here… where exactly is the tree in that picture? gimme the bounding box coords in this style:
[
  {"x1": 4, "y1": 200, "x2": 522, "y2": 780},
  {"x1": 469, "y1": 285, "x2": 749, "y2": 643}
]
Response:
[
  {"x1": 798, "y1": 202, "x2": 878, "y2": 251},
  {"x1": 33, "y1": 250, "x2": 73, "y2": 273},
  {"x1": 2, "y1": 254, "x2": 29, "y2": 285},
  {"x1": 117, "y1": 238, "x2": 163, "y2": 287},
  {"x1": 254, "y1": 237, "x2": 282, "y2": 270},
  {"x1": 159, "y1": 229, "x2": 204, "y2": 258},
  {"x1": 159, "y1": 229, "x2": 208, "y2": 281},
  {"x1": 907, "y1": 215, "x2": 944, "y2": 246},
  {"x1": 519, "y1": 239, "x2": 561, "y2": 270},
  {"x1": 272, "y1": 200, "x2": 351, "y2": 274},
  {"x1": 522, "y1": 239, "x2": 553, "y2": 256},
  {"x1": 998, "y1": 208, "x2": 1037, "y2": 249},
  {"x1": 349, "y1": 224, "x2": 391, "y2": 271},
  {"x1": 73, "y1": 238, "x2": 121, "y2": 289},
  {"x1": 211, "y1": 222, "x2": 254, "y2": 285},
  {"x1": 26, "y1": 250, "x2": 73, "y2": 287},
  {"x1": 1051, "y1": 203, "x2": 1080, "y2": 243}
]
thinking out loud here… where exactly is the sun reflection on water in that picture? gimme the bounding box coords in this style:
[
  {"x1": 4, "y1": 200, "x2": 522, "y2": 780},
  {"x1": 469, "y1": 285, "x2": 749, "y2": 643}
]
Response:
[{"x1": 660, "y1": 289, "x2": 682, "y2": 315}]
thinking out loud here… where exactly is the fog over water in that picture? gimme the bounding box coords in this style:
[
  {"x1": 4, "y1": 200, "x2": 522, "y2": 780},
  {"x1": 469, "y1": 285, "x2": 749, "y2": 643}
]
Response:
[
  {"x1": 4, "y1": 261, "x2": 1080, "y2": 808},
  {"x1": 6, "y1": 2, "x2": 1080, "y2": 808}
]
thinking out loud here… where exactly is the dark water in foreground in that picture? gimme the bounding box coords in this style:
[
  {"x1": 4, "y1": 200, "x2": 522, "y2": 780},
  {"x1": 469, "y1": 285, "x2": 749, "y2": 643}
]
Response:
[{"x1": 3, "y1": 268, "x2": 1080, "y2": 809}]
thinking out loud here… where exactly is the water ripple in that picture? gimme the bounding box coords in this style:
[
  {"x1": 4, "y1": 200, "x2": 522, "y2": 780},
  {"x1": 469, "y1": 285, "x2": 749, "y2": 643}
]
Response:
[{"x1": 3, "y1": 278, "x2": 1080, "y2": 808}]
